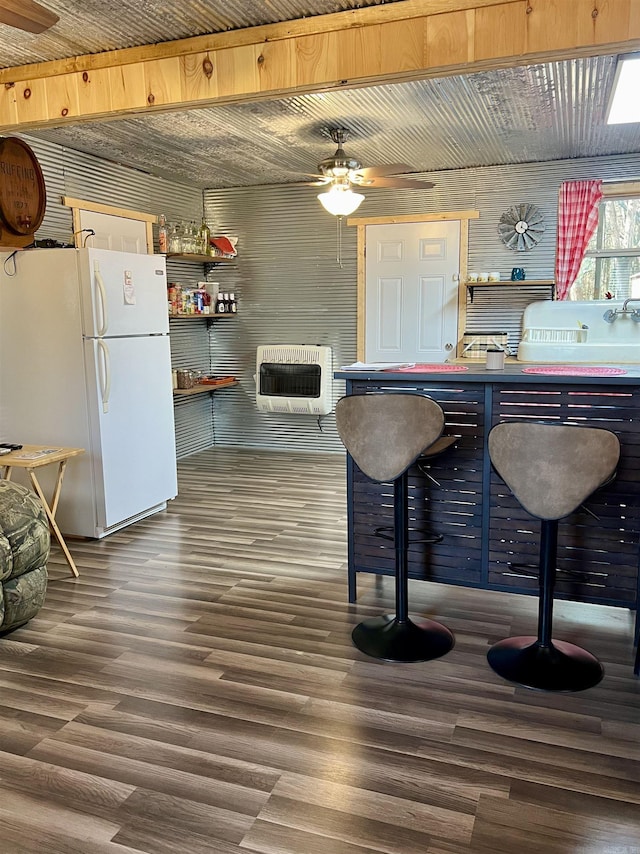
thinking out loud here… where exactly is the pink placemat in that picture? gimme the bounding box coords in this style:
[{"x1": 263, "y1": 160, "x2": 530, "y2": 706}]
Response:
[
  {"x1": 392, "y1": 364, "x2": 469, "y2": 373},
  {"x1": 521, "y1": 366, "x2": 627, "y2": 377}
]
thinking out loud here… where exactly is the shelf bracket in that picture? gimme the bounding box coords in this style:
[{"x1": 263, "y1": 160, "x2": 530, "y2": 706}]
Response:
[
  {"x1": 466, "y1": 281, "x2": 556, "y2": 304},
  {"x1": 204, "y1": 260, "x2": 227, "y2": 272}
]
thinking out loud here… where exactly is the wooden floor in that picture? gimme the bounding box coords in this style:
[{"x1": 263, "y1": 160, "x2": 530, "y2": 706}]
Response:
[{"x1": 1, "y1": 448, "x2": 639, "y2": 854}]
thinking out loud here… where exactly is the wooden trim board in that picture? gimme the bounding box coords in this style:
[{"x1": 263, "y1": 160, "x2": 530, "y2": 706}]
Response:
[
  {"x1": 0, "y1": 1, "x2": 638, "y2": 131},
  {"x1": 62, "y1": 197, "x2": 158, "y2": 222}
]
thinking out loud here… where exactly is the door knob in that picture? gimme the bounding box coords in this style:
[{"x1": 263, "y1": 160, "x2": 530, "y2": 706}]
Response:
[{"x1": 445, "y1": 343, "x2": 454, "y2": 351}]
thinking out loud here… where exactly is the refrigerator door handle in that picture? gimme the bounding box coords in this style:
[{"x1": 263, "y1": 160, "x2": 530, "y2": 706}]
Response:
[
  {"x1": 97, "y1": 339, "x2": 111, "y2": 413},
  {"x1": 94, "y1": 261, "x2": 108, "y2": 336}
]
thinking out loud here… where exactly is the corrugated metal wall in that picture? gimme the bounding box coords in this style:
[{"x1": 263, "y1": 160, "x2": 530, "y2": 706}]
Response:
[
  {"x1": 204, "y1": 184, "x2": 354, "y2": 452},
  {"x1": 22, "y1": 131, "x2": 640, "y2": 458},
  {"x1": 24, "y1": 135, "x2": 204, "y2": 236},
  {"x1": 204, "y1": 152, "x2": 640, "y2": 452}
]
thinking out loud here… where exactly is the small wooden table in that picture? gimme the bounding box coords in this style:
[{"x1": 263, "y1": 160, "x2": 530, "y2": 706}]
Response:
[{"x1": 1, "y1": 445, "x2": 85, "y2": 578}]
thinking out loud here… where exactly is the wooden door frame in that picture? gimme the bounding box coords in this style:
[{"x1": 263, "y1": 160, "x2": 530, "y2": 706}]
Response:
[
  {"x1": 347, "y1": 210, "x2": 480, "y2": 360},
  {"x1": 62, "y1": 196, "x2": 157, "y2": 253}
]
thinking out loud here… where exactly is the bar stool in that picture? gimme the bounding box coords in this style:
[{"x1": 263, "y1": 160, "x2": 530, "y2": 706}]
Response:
[
  {"x1": 487, "y1": 421, "x2": 620, "y2": 691},
  {"x1": 335, "y1": 392, "x2": 455, "y2": 663}
]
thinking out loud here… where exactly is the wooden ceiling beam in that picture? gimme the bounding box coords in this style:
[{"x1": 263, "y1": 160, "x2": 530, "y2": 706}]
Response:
[
  {"x1": 0, "y1": 0, "x2": 517, "y2": 83},
  {"x1": 0, "y1": 0, "x2": 639, "y2": 133}
]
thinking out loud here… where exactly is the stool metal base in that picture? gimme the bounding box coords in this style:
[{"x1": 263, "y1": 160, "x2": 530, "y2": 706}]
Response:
[
  {"x1": 487, "y1": 636, "x2": 604, "y2": 692},
  {"x1": 352, "y1": 614, "x2": 454, "y2": 663}
]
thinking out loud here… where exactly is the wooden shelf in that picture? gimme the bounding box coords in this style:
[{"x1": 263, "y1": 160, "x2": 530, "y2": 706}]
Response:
[
  {"x1": 173, "y1": 380, "x2": 238, "y2": 396},
  {"x1": 165, "y1": 253, "x2": 234, "y2": 263},
  {"x1": 169, "y1": 313, "x2": 236, "y2": 319},
  {"x1": 466, "y1": 279, "x2": 555, "y2": 302}
]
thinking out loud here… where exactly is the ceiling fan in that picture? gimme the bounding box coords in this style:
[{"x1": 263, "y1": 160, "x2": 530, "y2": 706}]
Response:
[
  {"x1": 306, "y1": 128, "x2": 436, "y2": 191},
  {"x1": 0, "y1": 0, "x2": 59, "y2": 34}
]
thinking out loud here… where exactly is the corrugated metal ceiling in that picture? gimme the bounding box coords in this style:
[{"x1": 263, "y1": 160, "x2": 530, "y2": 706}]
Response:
[
  {"x1": 3, "y1": 2, "x2": 640, "y2": 190},
  {"x1": 29, "y1": 55, "x2": 640, "y2": 189}
]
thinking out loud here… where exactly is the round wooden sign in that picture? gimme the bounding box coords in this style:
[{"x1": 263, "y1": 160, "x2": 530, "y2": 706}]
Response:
[{"x1": 0, "y1": 137, "x2": 46, "y2": 236}]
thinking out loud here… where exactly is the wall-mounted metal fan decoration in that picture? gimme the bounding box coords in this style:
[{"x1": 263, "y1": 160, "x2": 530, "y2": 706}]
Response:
[
  {"x1": 498, "y1": 204, "x2": 545, "y2": 251},
  {"x1": 0, "y1": 0, "x2": 59, "y2": 33},
  {"x1": 306, "y1": 128, "x2": 436, "y2": 191}
]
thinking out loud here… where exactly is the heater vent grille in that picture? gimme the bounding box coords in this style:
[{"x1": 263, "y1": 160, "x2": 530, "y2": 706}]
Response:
[{"x1": 256, "y1": 345, "x2": 332, "y2": 415}]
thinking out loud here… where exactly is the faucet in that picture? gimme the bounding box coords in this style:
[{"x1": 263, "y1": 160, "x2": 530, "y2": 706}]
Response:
[{"x1": 603, "y1": 298, "x2": 640, "y2": 323}]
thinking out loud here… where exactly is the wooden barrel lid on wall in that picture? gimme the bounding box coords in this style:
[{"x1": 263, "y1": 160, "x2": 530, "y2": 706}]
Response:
[{"x1": 0, "y1": 137, "x2": 46, "y2": 249}]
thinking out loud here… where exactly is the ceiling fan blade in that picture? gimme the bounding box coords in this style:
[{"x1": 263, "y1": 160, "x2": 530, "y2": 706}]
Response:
[
  {"x1": 0, "y1": 0, "x2": 59, "y2": 34},
  {"x1": 356, "y1": 163, "x2": 413, "y2": 179},
  {"x1": 361, "y1": 176, "x2": 435, "y2": 189},
  {"x1": 302, "y1": 174, "x2": 332, "y2": 186},
  {"x1": 282, "y1": 178, "x2": 329, "y2": 187}
]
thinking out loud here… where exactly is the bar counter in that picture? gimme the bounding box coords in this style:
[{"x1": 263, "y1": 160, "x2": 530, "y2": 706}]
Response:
[{"x1": 335, "y1": 363, "x2": 640, "y2": 649}]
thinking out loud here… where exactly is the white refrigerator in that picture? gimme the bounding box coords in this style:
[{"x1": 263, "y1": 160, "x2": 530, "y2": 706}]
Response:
[{"x1": 0, "y1": 247, "x2": 178, "y2": 538}]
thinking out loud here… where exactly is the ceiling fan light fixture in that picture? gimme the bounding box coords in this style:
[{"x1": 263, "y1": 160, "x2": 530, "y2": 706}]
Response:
[{"x1": 317, "y1": 185, "x2": 365, "y2": 217}]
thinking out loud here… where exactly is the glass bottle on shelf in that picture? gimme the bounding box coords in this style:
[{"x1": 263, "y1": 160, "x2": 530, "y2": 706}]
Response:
[
  {"x1": 179, "y1": 223, "x2": 189, "y2": 254},
  {"x1": 188, "y1": 221, "x2": 198, "y2": 254},
  {"x1": 198, "y1": 218, "x2": 211, "y2": 256},
  {"x1": 168, "y1": 223, "x2": 182, "y2": 254},
  {"x1": 158, "y1": 213, "x2": 168, "y2": 254},
  {"x1": 216, "y1": 292, "x2": 226, "y2": 314},
  {"x1": 229, "y1": 293, "x2": 237, "y2": 313}
]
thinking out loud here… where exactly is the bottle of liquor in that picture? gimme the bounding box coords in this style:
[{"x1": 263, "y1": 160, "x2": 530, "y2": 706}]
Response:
[
  {"x1": 168, "y1": 223, "x2": 181, "y2": 253},
  {"x1": 216, "y1": 292, "x2": 226, "y2": 314},
  {"x1": 229, "y1": 293, "x2": 238, "y2": 313},
  {"x1": 187, "y1": 222, "x2": 197, "y2": 254},
  {"x1": 158, "y1": 213, "x2": 168, "y2": 254},
  {"x1": 198, "y1": 218, "x2": 211, "y2": 256}
]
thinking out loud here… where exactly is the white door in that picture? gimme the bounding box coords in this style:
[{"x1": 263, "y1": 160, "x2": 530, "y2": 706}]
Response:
[
  {"x1": 78, "y1": 210, "x2": 148, "y2": 253},
  {"x1": 365, "y1": 220, "x2": 460, "y2": 363}
]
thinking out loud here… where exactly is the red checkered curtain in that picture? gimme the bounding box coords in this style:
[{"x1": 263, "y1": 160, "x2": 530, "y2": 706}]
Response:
[{"x1": 555, "y1": 179, "x2": 603, "y2": 300}]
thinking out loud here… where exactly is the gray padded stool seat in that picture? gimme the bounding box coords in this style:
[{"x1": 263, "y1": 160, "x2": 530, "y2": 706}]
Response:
[
  {"x1": 335, "y1": 392, "x2": 455, "y2": 663},
  {"x1": 488, "y1": 421, "x2": 620, "y2": 691}
]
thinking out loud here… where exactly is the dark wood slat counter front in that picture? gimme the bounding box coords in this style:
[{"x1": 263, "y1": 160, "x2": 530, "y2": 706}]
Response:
[{"x1": 335, "y1": 364, "x2": 640, "y2": 653}]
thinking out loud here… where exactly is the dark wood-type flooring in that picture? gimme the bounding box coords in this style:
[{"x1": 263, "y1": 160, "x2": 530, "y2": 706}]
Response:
[{"x1": 1, "y1": 448, "x2": 639, "y2": 853}]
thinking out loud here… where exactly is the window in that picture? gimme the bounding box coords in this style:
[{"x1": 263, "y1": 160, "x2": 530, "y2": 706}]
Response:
[{"x1": 570, "y1": 194, "x2": 640, "y2": 300}]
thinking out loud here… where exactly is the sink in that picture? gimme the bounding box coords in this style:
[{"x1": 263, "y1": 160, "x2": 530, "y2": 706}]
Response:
[{"x1": 517, "y1": 300, "x2": 640, "y2": 363}]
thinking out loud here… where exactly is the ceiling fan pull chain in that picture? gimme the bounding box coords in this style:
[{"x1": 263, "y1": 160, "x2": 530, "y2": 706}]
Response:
[{"x1": 337, "y1": 216, "x2": 343, "y2": 268}]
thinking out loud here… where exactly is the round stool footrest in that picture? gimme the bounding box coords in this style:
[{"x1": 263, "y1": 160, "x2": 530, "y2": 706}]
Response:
[
  {"x1": 487, "y1": 636, "x2": 604, "y2": 692},
  {"x1": 352, "y1": 614, "x2": 454, "y2": 662}
]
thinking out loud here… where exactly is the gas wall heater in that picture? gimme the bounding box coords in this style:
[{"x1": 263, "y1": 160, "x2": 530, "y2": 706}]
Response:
[{"x1": 256, "y1": 345, "x2": 333, "y2": 415}]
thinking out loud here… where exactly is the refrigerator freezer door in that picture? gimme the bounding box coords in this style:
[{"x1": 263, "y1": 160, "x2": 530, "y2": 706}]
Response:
[
  {"x1": 79, "y1": 248, "x2": 169, "y2": 337},
  {"x1": 84, "y1": 334, "x2": 177, "y2": 535}
]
